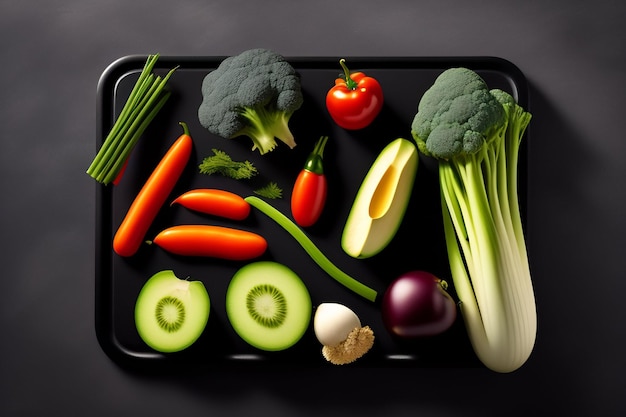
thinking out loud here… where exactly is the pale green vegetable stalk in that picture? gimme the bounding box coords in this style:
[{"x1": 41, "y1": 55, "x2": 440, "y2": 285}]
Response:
[
  {"x1": 438, "y1": 93, "x2": 536, "y2": 373},
  {"x1": 411, "y1": 67, "x2": 537, "y2": 373}
]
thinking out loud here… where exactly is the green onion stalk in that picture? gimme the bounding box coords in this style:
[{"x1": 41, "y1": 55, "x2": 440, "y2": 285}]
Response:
[{"x1": 87, "y1": 54, "x2": 178, "y2": 184}]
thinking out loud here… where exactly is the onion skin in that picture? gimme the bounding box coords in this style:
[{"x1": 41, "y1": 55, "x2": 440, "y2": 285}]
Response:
[{"x1": 381, "y1": 271, "x2": 457, "y2": 338}]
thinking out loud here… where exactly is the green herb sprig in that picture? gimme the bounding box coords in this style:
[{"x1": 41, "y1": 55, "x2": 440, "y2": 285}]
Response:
[
  {"x1": 254, "y1": 182, "x2": 283, "y2": 199},
  {"x1": 198, "y1": 149, "x2": 258, "y2": 179}
]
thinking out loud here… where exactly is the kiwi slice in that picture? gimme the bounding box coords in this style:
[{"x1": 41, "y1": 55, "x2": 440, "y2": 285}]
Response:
[
  {"x1": 226, "y1": 261, "x2": 311, "y2": 351},
  {"x1": 134, "y1": 270, "x2": 210, "y2": 353}
]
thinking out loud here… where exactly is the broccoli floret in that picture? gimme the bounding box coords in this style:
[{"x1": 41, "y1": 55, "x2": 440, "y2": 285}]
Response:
[
  {"x1": 198, "y1": 48, "x2": 304, "y2": 155},
  {"x1": 411, "y1": 67, "x2": 505, "y2": 160},
  {"x1": 410, "y1": 67, "x2": 536, "y2": 373}
]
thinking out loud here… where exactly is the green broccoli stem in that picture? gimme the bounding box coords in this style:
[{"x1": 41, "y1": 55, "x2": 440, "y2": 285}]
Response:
[
  {"x1": 244, "y1": 196, "x2": 378, "y2": 302},
  {"x1": 237, "y1": 106, "x2": 296, "y2": 155}
]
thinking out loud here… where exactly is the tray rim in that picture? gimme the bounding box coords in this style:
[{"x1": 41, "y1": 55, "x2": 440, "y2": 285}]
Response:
[{"x1": 94, "y1": 55, "x2": 530, "y2": 371}]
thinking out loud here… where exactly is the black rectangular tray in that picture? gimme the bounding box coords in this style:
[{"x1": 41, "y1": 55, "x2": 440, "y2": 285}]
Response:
[{"x1": 94, "y1": 55, "x2": 529, "y2": 370}]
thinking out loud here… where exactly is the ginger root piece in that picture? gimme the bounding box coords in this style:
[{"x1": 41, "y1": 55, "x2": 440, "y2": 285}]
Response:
[{"x1": 321, "y1": 326, "x2": 374, "y2": 365}]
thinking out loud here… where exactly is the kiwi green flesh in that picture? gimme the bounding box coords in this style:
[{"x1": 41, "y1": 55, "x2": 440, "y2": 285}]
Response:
[
  {"x1": 135, "y1": 270, "x2": 210, "y2": 353},
  {"x1": 226, "y1": 262, "x2": 311, "y2": 351}
]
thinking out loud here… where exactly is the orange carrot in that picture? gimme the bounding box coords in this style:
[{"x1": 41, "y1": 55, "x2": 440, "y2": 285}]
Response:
[
  {"x1": 113, "y1": 122, "x2": 193, "y2": 257},
  {"x1": 171, "y1": 189, "x2": 250, "y2": 220},
  {"x1": 148, "y1": 225, "x2": 267, "y2": 260}
]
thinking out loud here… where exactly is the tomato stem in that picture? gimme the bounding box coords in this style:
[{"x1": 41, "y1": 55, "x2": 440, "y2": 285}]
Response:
[{"x1": 339, "y1": 59, "x2": 358, "y2": 90}]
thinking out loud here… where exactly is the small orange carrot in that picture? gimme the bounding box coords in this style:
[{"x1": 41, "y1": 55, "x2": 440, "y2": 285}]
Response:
[
  {"x1": 148, "y1": 225, "x2": 267, "y2": 260},
  {"x1": 113, "y1": 122, "x2": 193, "y2": 257},
  {"x1": 171, "y1": 189, "x2": 250, "y2": 220}
]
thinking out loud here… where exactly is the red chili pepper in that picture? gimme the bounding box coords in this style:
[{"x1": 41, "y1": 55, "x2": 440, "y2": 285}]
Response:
[
  {"x1": 171, "y1": 189, "x2": 251, "y2": 220},
  {"x1": 291, "y1": 136, "x2": 329, "y2": 227},
  {"x1": 326, "y1": 59, "x2": 384, "y2": 130},
  {"x1": 113, "y1": 122, "x2": 193, "y2": 257},
  {"x1": 148, "y1": 225, "x2": 267, "y2": 260}
]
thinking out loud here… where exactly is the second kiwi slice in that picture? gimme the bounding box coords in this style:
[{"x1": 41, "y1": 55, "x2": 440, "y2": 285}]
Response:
[
  {"x1": 135, "y1": 270, "x2": 210, "y2": 353},
  {"x1": 226, "y1": 261, "x2": 311, "y2": 351}
]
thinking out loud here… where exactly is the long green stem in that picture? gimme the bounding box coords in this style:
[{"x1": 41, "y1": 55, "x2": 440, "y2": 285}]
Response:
[{"x1": 245, "y1": 196, "x2": 378, "y2": 302}]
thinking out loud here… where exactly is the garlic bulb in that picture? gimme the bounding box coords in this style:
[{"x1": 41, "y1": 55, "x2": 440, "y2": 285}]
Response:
[
  {"x1": 314, "y1": 303, "x2": 361, "y2": 347},
  {"x1": 313, "y1": 303, "x2": 374, "y2": 365}
]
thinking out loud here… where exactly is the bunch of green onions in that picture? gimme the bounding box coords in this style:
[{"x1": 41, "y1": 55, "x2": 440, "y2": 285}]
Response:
[{"x1": 87, "y1": 54, "x2": 177, "y2": 184}]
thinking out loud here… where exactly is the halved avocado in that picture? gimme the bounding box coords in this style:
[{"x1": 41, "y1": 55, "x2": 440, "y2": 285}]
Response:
[
  {"x1": 134, "y1": 270, "x2": 210, "y2": 353},
  {"x1": 226, "y1": 261, "x2": 311, "y2": 351},
  {"x1": 341, "y1": 138, "x2": 418, "y2": 258}
]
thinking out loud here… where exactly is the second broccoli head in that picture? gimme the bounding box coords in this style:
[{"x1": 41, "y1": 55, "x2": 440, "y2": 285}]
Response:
[
  {"x1": 411, "y1": 67, "x2": 510, "y2": 160},
  {"x1": 198, "y1": 48, "x2": 304, "y2": 155}
]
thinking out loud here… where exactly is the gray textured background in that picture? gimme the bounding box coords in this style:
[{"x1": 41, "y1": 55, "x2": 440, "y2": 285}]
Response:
[{"x1": 1, "y1": 0, "x2": 624, "y2": 415}]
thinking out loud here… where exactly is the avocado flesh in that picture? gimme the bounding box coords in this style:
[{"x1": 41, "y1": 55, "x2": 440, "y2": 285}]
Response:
[
  {"x1": 341, "y1": 138, "x2": 418, "y2": 259},
  {"x1": 226, "y1": 262, "x2": 311, "y2": 351},
  {"x1": 134, "y1": 270, "x2": 210, "y2": 353}
]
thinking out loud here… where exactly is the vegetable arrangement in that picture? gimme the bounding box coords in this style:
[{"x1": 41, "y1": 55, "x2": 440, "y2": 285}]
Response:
[{"x1": 97, "y1": 50, "x2": 535, "y2": 373}]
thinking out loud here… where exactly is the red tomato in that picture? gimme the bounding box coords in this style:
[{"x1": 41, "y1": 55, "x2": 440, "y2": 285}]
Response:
[{"x1": 326, "y1": 59, "x2": 384, "y2": 130}]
